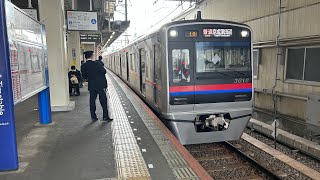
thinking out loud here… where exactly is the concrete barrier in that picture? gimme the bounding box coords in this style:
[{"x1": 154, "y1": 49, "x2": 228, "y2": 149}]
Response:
[{"x1": 248, "y1": 118, "x2": 320, "y2": 160}]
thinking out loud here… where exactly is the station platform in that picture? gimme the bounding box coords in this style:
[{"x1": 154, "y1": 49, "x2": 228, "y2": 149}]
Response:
[{"x1": 0, "y1": 71, "x2": 211, "y2": 180}]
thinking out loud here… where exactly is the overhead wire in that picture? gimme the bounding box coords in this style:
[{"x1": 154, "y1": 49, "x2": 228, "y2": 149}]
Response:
[
  {"x1": 142, "y1": 1, "x2": 186, "y2": 34},
  {"x1": 107, "y1": 0, "x2": 194, "y2": 50}
]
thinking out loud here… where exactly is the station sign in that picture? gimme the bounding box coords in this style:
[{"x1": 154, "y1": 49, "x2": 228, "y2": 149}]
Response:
[
  {"x1": 67, "y1": 11, "x2": 98, "y2": 31},
  {"x1": 6, "y1": 3, "x2": 47, "y2": 104},
  {"x1": 203, "y1": 28, "x2": 232, "y2": 37},
  {"x1": 0, "y1": 0, "x2": 19, "y2": 171},
  {"x1": 80, "y1": 34, "x2": 101, "y2": 43}
]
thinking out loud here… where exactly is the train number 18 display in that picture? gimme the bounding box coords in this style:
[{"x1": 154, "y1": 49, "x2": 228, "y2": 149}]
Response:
[{"x1": 185, "y1": 31, "x2": 198, "y2": 38}]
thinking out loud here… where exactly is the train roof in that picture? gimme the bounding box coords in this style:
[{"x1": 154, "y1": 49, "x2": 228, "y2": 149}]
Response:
[
  {"x1": 107, "y1": 19, "x2": 251, "y2": 55},
  {"x1": 161, "y1": 19, "x2": 250, "y2": 29}
]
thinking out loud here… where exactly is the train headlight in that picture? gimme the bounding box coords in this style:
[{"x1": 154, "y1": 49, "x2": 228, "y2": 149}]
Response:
[
  {"x1": 241, "y1": 30, "x2": 249, "y2": 37},
  {"x1": 169, "y1": 30, "x2": 178, "y2": 37}
]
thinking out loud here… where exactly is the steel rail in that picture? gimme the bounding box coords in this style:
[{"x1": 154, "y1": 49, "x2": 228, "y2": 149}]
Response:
[{"x1": 224, "y1": 142, "x2": 282, "y2": 180}]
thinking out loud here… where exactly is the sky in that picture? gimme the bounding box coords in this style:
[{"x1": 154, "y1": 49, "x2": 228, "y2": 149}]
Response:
[{"x1": 106, "y1": 0, "x2": 195, "y2": 52}]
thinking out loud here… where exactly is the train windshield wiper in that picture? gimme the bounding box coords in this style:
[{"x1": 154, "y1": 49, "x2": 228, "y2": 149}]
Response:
[
  {"x1": 232, "y1": 71, "x2": 246, "y2": 76},
  {"x1": 215, "y1": 71, "x2": 231, "y2": 76}
]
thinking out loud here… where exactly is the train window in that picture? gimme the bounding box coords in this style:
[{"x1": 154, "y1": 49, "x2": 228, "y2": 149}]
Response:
[
  {"x1": 135, "y1": 53, "x2": 139, "y2": 72},
  {"x1": 130, "y1": 54, "x2": 134, "y2": 71},
  {"x1": 121, "y1": 55, "x2": 125, "y2": 68},
  {"x1": 195, "y1": 42, "x2": 251, "y2": 72},
  {"x1": 145, "y1": 51, "x2": 149, "y2": 78},
  {"x1": 155, "y1": 45, "x2": 161, "y2": 79},
  {"x1": 172, "y1": 49, "x2": 190, "y2": 83}
]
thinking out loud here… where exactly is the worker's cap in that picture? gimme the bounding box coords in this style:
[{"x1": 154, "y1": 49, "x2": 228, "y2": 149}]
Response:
[{"x1": 83, "y1": 51, "x2": 94, "y2": 58}]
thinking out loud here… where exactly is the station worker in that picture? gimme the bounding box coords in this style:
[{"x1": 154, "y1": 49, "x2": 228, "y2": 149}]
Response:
[
  {"x1": 81, "y1": 51, "x2": 112, "y2": 122},
  {"x1": 68, "y1": 66, "x2": 82, "y2": 96},
  {"x1": 97, "y1": 55, "x2": 104, "y2": 67}
]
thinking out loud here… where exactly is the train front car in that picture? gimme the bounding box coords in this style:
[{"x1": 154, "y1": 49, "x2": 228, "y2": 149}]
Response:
[{"x1": 164, "y1": 21, "x2": 253, "y2": 145}]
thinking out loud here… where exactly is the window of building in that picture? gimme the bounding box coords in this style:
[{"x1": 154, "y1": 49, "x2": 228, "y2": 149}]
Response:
[
  {"x1": 253, "y1": 49, "x2": 260, "y2": 79},
  {"x1": 172, "y1": 49, "x2": 190, "y2": 83},
  {"x1": 286, "y1": 47, "x2": 320, "y2": 83}
]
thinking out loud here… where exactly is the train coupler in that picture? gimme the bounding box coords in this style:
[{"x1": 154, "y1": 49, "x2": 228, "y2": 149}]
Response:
[{"x1": 194, "y1": 114, "x2": 231, "y2": 132}]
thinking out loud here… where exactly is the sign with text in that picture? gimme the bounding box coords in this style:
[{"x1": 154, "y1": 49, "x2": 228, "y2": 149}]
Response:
[
  {"x1": 80, "y1": 34, "x2": 101, "y2": 43},
  {"x1": 0, "y1": 0, "x2": 19, "y2": 171},
  {"x1": 203, "y1": 28, "x2": 233, "y2": 37},
  {"x1": 67, "y1": 11, "x2": 98, "y2": 31},
  {"x1": 6, "y1": 3, "x2": 46, "y2": 104}
]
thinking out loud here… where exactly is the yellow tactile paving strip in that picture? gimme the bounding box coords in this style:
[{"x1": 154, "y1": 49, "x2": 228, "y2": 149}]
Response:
[
  {"x1": 108, "y1": 81, "x2": 151, "y2": 180},
  {"x1": 108, "y1": 73, "x2": 204, "y2": 180},
  {"x1": 242, "y1": 133, "x2": 320, "y2": 180}
]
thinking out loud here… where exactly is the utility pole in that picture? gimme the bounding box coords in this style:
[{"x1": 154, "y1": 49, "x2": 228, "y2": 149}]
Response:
[
  {"x1": 89, "y1": 0, "x2": 93, "y2": 10},
  {"x1": 72, "y1": 0, "x2": 75, "y2": 10},
  {"x1": 28, "y1": 0, "x2": 32, "y2": 8},
  {"x1": 108, "y1": 0, "x2": 111, "y2": 32},
  {"x1": 125, "y1": 0, "x2": 128, "y2": 21}
]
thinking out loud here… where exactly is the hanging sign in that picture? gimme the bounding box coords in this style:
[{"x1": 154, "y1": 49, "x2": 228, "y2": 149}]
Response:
[{"x1": 67, "y1": 11, "x2": 98, "y2": 31}]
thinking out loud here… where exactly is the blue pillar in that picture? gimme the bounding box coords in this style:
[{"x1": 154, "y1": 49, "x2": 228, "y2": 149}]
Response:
[
  {"x1": 0, "y1": 0, "x2": 19, "y2": 171},
  {"x1": 38, "y1": 24, "x2": 52, "y2": 125},
  {"x1": 38, "y1": 88, "x2": 52, "y2": 124}
]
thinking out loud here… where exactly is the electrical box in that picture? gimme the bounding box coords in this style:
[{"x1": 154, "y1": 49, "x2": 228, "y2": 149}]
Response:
[{"x1": 306, "y1": 93, "x2": 320, "y2": 129}]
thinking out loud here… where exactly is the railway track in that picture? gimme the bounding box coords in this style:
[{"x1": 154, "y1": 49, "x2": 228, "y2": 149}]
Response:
[{"x1": 185, "y1": 142, "x2": 282, "y2": 180}]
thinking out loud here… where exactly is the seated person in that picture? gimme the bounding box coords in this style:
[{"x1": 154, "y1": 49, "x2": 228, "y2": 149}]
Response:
[{"x1": 68, "y1": 66, "x2": 82, "y2": 96}]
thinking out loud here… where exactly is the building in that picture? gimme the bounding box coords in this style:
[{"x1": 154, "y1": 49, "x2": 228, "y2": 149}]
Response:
[{"x1": 174, "y1": 0, "x2": 320, "y2": 140}]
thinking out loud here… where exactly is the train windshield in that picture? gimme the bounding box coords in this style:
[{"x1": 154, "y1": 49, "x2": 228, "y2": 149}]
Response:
[{"x1": 196, "y1": 42, "x2": 251, "y2": 73}]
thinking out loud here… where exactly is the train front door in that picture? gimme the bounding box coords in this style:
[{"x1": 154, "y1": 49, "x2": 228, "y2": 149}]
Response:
[
  {"x1": 139, "y1": 49, "x2": 146, "y2": 95},
  {"x1": 168, "y1": 42, "x2": 195, "y2": 112}
]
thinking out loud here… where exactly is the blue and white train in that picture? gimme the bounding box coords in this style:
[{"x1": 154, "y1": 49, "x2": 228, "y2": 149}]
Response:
[{"x1": 105, "y1": 13, "x2": 253, "y2": 145}]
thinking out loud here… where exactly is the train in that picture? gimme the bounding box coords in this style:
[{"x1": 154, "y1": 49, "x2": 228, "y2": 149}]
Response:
[{"x1": 105, "y1": 12, "x2": 253, "y2": 145}]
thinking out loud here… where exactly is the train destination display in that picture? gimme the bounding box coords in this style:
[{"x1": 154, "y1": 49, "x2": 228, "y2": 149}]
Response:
[{"x1": 203, "y1": 28, "x2": 233, "y2": 37}]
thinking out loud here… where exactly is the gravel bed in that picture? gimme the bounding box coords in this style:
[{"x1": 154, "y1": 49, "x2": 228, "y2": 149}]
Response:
[
  {"x1": 230, "y1": 139, "x2": 311, "y2": 180},
  {"x1": 206, "y1": 166, "x2": 259, "y2": 179},
  {"x1": 245, "y1": 128, "x2": 320, "y2": 173},
  {"x1": 186, "y1": 143, "x2": 267, "y2": 179}
]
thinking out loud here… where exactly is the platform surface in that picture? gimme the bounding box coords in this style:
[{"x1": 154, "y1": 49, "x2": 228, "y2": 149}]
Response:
[
  {"x1": 0, "y1": 70, "x2": 209, "y2": 180},
  {"x1": 1, "y1": 88, "x2": 116, "y2": 180}
]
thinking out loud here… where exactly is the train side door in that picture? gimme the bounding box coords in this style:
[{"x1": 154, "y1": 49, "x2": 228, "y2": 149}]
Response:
[
  {"x1": 139, "y1": 49, "x2": 146, "y2": 96},
  {"x1": 126, "y1": 52, "x2": 129, "y2": 82},
  {"x1": 168, "y1": 42, "x2": 195, "y2": 111}
]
